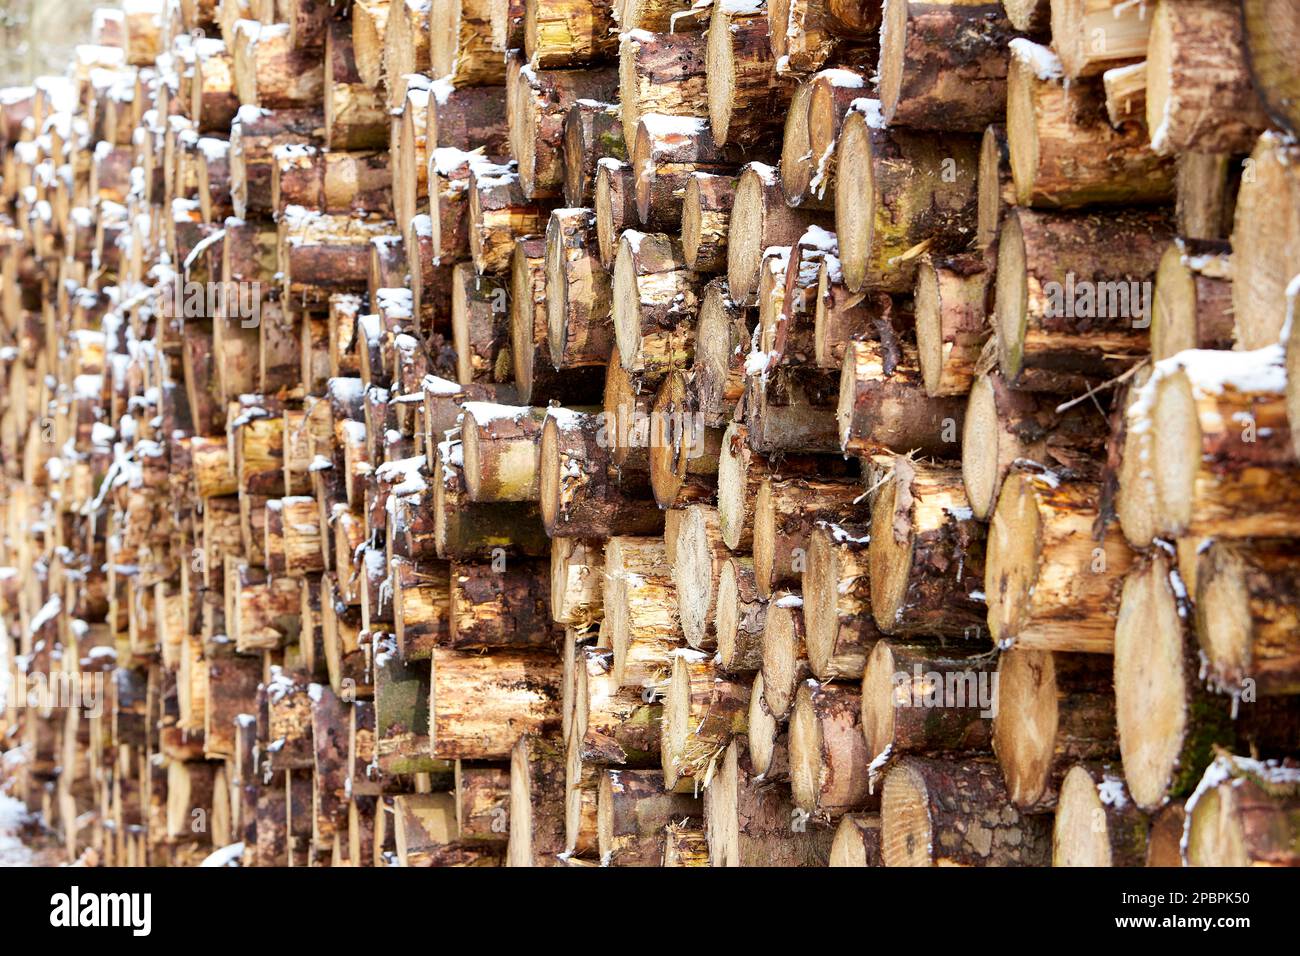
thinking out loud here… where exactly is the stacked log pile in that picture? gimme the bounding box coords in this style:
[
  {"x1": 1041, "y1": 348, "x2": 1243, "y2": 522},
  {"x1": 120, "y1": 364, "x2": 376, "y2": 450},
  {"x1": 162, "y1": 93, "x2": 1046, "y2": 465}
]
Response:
[{"x1": 0, "y1": 0, "x2": 1298, "y2": 868}]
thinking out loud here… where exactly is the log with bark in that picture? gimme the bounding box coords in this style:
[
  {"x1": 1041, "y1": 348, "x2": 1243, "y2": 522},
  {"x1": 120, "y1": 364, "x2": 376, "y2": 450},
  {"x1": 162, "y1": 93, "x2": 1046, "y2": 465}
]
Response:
[
  {"x1": 868, "y1": 457, "x2": 988, "y2": 637},
  {"x1": 1005, "y1": 39, "x2": 1174, "y2": 209},
  {"x1": 860, "y1": 640, "x2": 995, "y2": 761},
  {"x1": 1113, "y1": 550, "x2": 1300, "y2": 810},
  {"x1": 604, "y1": 536, "x2": 679, "y2": 689},
  {"x1": 877, "y1": 0, "x2": 1014, "y2": 132},
  {"x1": 546, "y1": 206, "x2": 614, "y2": 370},
  {"x1": 538, "y1": 408, "x2": 663, "y2": 538},
  {"x1": 829, "y1": 812, "x2": 882, "y2": 866},
  {"x1": 789, "y1": 679, "x2": 873, "y2": 819},
  {"x1": 913, "y1": 253, "x2": 989, "y2": 398},
  {"x1": 661, "y1": 650, "x2": 749, "y2": 791},
  {"x1": 1144, "y1": 0, "x2": 1269, "y2": 156},
  {"x1": 430, "y1": 647, "x2": 562, "y2": 760},
  {"x1": 704, "y1": 738, "x2": 835, "y2": 867},
  {"x1": 993, "y1": 207, "x2": 1174, "y2": 385},
  {"x1": 984, "y1": 469, "x2": 1132, "y2": 652},
  {"x1": 617, "y1": 28, "x2": 707, "y2": 148},
  {"x1": 834, "y1": 102, "x2": 979, "y2": 293},
  {"x1": 1193, "y1": 539, "x2": 1300, "y2": 697},
  {"x1": 837, "y1": 339, "x2": 967, "y2": 460},
  {"x1": 706, "y1": 0, "x2": 792, "y2": 149},
  {"x1": 1117, "y1": 345, "x2": 1300, "y2": 545},
  {"x1": 1240, "y1": 0, "x2": 1300, "y2": 138},
  {"x1": 727, "y1": 163, "x2": 831, "y2": 306},
  {"x1": 959, "y1": 370, "x2": 1108, "y2": 519},
  {"x1": 990, "y1": 648, "x2": 1117, "y2": 810},
  {"x1": 1183, "y1": 752, "x2": 1300, "y2": 867},
  {"x1": 1052, "y1": 763, "x2": 1149, "y2": 867},
  {"x1": 880, "y1": 756, "x2": 1053, "y2": 865},
  {"x1": 1150, "y1": 239, "x2": 1233, "y2": 361}
]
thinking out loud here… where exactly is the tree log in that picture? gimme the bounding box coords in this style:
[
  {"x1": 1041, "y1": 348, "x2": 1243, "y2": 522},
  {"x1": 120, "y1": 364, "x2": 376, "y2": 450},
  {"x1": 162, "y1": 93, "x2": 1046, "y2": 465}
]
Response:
[
  {"x1": 861, "y1": 640, "x2": 995, "y2": 762},
  {"x1": 991, "y1": 648, "x2": 1117, "y2": 810},
  {"x1": 834, "y1": 102, "x2": 979, "y2": 293},
  {"x1": 1114, "y1": 551, "x2": 1300, "y2": 810},
  {"x1": 562, "y1": 99, "x2": 624, "y2": 206},
  {"x1": 546, "y1": 206, "x2": 614, "y2": 370},
  {"x1": 716, "y1": 556, "x2": 767, "y2": 674},
  {"x1": 597, "y1": 769, "x2": 699, "y2": 865},
  {"x1": 1052, "y1": 763, "x2": 1149, "y2": 866},
  {"x1": 1118, "y1": 344, "x2": 1300, "y2": 544},
  {"x1": 829, "y1": 812, "x2": 882, "y2": 866},
  {"x1": 789, "y1": 679, "x2": 874, "y2": 819},
  {"x1": 994, "y1": 207, "x2": 1173, "y2": 384},
  {"x1": 1230, "y1": 133, "x2": 1300, "y2": 350},
  {"x1": 985, "y1": 470, "x2": 1132, "y2": 652},
  {"x1": 538, "y1": 408, "x2": 663, "y2": 538},
  {"x1": 704, "y1": 737, "x2": 834, "y2": 866},
  {"x1": 605, "y1": 536, "x2": 679, "y2": 688},
  {"x1": 1194, "y1": 539, "x2": 1300, "y2": 697},
  {"x1": 617, "y1": 29, "x2": 707, "y2": 148},
  {"x1": 914, "y1": 253, "x2": 989, "y2": 398},
  {"x1": 1049, "y1": 0, "x2": 1150, "y2": 78},
  {"x1": 430, "y1": 647, "x2": 562, "y2": 760},
  {"x1": 881, "y1": 756, "x2": 1052, "y2": 865},
  {"x1": 836, "y1": 338, "x2": 966, "y2": 458},
  {"x1": 1007, "y1": 39, "x2": 1173, "y2": 211},
  {"x1": 1144, "y1": 0, "x2": 1268, "y2": 156},
  {"x1": 507, "y1": 734, "x2": 567, "y2": 866},
  {"x1": 661, "y1": 650, "x2": 749, "y2": 791},
  {"x1": 878, "y1": 0, "x2": 1014, "y2": 132},
  {"x1": 1184, "y1": 752, "x2": 1300, "y2": 866},
  {"x1": 706, "y1": 0, "x2": 791, "y2": 149},
  {"x1": 868, "y1": 457, "x2": 987, "y2": 637}
]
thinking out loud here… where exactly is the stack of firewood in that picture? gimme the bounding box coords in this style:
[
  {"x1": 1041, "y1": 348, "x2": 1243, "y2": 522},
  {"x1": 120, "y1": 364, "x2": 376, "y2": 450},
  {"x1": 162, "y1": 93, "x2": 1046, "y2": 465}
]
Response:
[{"x1": 0, "y1": 0, "x2": 1298, "y2": 868}]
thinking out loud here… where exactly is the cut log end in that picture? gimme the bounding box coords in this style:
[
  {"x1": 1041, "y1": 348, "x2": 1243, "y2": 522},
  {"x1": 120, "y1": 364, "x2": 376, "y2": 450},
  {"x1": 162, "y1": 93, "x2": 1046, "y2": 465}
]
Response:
[
  {"x1": 704, "y1": 2, "x2": 737, "y2": 146},
  {"x1": 993, "y1": 211, "x2": 1027, "y2": 381},
  {"x1": 866, "y1": 475, "x2": 910, "y2": 632},
  {"x1": 717, "y1": 422, "x2": 749, "y2": 551},
  {"x1": 761, "y1": 598, "x2": 807, "y2": 719},
  {"x1": 781, "y1": 83, "x2": 816, "y2": 208},
  {"x1": 879, "y1": 760, "x2": 931, "y2": 867},
  {"x1": 1151, "y1": 367, "x2": 1200, "y2": 537},
  {"x1": 959, "y1": 373, "x2": 1000, "y2": 520},
  {"x1": 1114, "y1": 552, "x2": 1187, "y2": 810},
  {"x1": 747, "y1": 673, "x2": 779, "y2": 778},
  {"x1": 675, "y1": 505, "x2": 719, "y2": 649},
  {"x1": 725, "y1": 168, "x2": 767, "y2": 303},
  {"x1": 538, "y1": 415, "x2": 562, "y2": 533},
  {"x1": 829, "y1": 812, "x2": 882, "y2": 867},
  {"x1": 977, "y1": 123, "x2": 1008, "y2": 249},
  {"x1": 1195, "y1": 555, "x2": 1248, "y2": 696},
  {"x1": 984, "y1": 471, "x2": 1042, "y2": 645},
  {"x1": 990, "y1": 648, "x2": 1057, "y2": 809},
  {"x1": 874, "y1": 0, "x2": 907, "y2": 123},
  {"x1": 787, "y1": 680, "x2": 820, "y2": 811},
  {"x1": 1052, "y1": 764, "x2": 1142, "y2": 867},
  {"x1": 912, "y1": 259, "x2": 944, "y2": 397},
  {"x1": 860, "y1": 640, "x2": 896, "y2": 762},
  {"x1": 803, "y1": 528, "x2": 838, "y2": 678}
]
